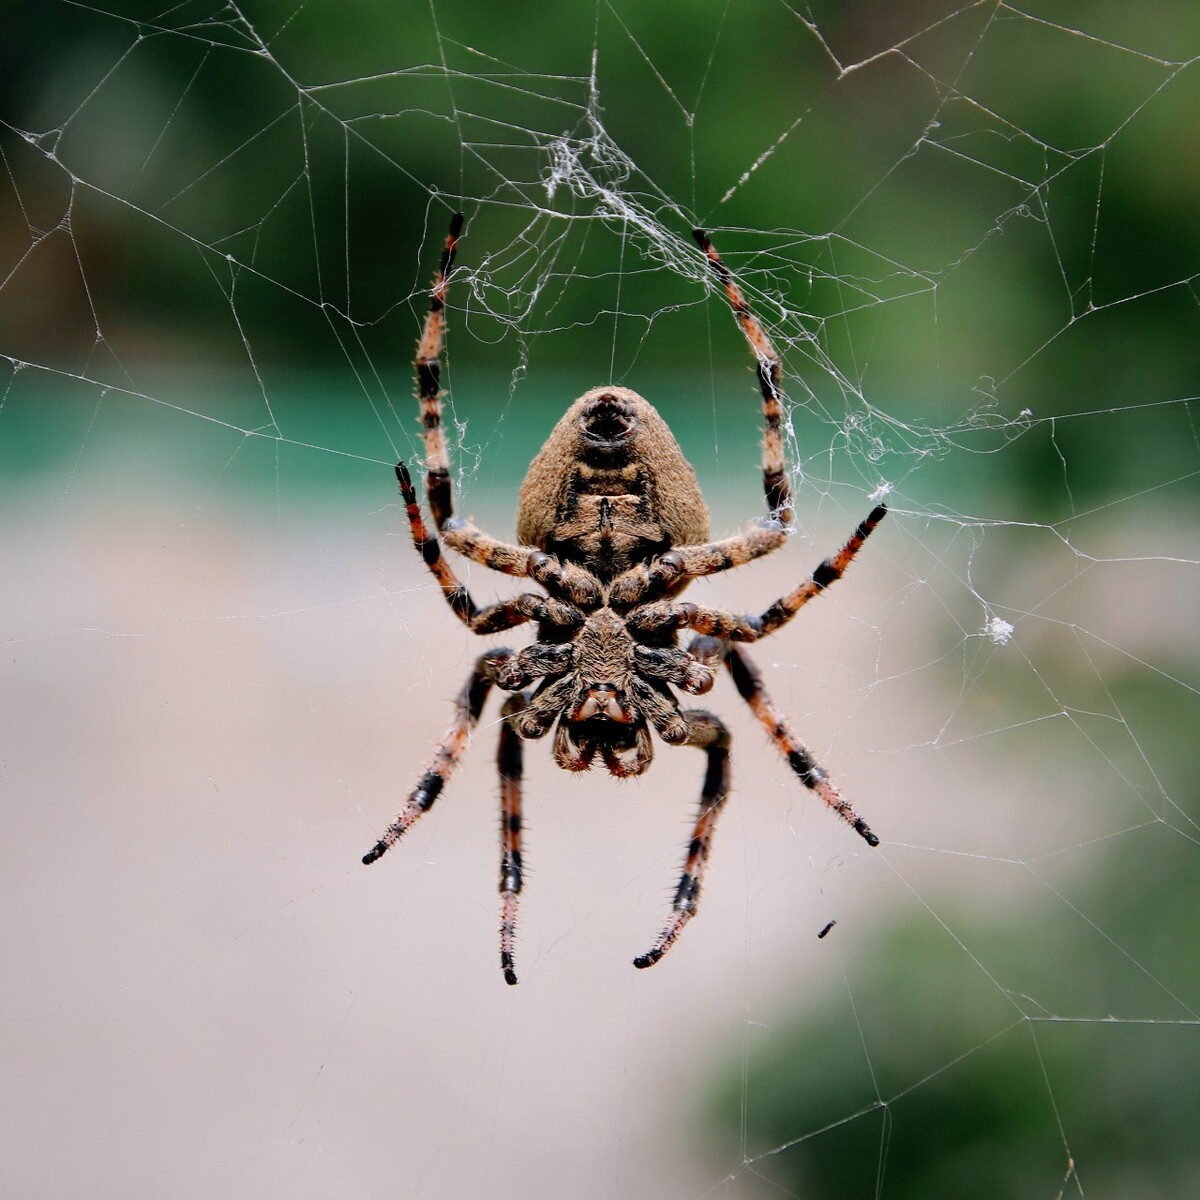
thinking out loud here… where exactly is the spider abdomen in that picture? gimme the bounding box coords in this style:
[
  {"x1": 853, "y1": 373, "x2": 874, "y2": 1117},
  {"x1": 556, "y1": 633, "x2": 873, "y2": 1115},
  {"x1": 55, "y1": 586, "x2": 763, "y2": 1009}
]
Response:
[{"x1": 516, "y1": 386, "x2": 710, "y2": 575}]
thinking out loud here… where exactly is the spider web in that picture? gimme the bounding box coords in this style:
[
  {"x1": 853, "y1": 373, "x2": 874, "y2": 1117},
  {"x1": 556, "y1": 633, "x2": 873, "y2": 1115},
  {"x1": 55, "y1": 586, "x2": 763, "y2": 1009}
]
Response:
[{"x1": 2, "y1": 2, "x2": 1199, "y2": 1197}]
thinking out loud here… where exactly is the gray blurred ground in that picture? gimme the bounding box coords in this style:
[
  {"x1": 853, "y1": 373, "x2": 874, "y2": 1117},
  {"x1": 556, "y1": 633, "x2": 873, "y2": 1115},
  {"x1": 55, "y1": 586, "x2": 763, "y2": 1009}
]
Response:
[
  {"x1": 5, "y1": 429, "x2": 1195, "y2": 1198},
  {"x1": 3, "y1": 455, "x2": 916, "y2": 1199}
]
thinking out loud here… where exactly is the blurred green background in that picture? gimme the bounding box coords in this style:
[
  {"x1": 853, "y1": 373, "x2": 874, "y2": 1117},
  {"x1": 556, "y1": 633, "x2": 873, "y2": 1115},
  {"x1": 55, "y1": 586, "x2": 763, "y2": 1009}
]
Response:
[{"x1": 2, "y1": 3, "x2": 1198, "y2": 1198}]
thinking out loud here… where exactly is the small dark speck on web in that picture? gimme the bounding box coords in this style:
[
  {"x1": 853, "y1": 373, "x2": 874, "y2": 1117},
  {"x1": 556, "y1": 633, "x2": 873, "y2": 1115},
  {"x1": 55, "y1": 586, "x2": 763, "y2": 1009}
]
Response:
[{"x1": 817, "y1": 920, "x2": 837, "y2": 940}]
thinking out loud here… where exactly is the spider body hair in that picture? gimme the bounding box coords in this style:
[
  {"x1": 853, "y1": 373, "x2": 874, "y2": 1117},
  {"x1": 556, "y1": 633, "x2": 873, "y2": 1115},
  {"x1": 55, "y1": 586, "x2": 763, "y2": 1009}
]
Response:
[{"x1": 516, "y1": 386, "x2": 710, "y2": 583}]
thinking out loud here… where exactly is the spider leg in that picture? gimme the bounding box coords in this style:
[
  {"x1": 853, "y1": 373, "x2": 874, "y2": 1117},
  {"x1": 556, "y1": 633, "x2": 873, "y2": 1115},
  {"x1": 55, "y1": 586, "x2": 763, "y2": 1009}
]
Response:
[
  {"x1": 510, "y1": 673, "x2": 581, "y2": 740},
  {"x1": 632, "y1": 644, "x2": 715, "y2": 695},
  {"x1": 627, "y1": 504, "x2": 886, "y2": 641},
  {"x1": 440, "y1": 521, "x2": 537, "y2": 575},
  {"x1": 753, "y1": 504, "x2": 886, "y2": 636},
  {"x1": 442, "y1": 524, "x2": 603, "y2": 609},
  {"x1": 627, "y1": 600, "x2": 763, "y2": 641},
  {"x1": 724, "y1": 644, "x2": 879, "y2": 847},
  {"x1": 495, "y1": 641, "x2": 575, "y2": 690},
  {"x1": 414, "y1": 213, "x2": 464, "y2": 531},
  {"x1": 497, "y1": 692, "x2": 527, "y2": 985},
  {"x1": 627, "y1": 674, "x2": 689, "y2": 743},
  {"x1": 362, "y1": 650, "x2": 506, "y2": 865},
  {"x1": 694, "y1": 227, "x2": 793, "y2": 525},
  {"x1": 397, "y1": 461, "x2": 585, "y2": 634},
  {"x1": 410, "y1": 219, "x2": 605, "y2": 606},
  {"x1": 634, "y1": 709, "x2": 731, "y2": 969},
  {"x1": 608, "y1": 521, "x2": 787, "y2": 609}
]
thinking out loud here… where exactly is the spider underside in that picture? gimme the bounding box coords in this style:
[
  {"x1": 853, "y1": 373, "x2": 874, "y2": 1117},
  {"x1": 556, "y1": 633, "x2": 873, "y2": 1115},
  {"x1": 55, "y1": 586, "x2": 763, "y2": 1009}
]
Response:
[{"x1": 363, "y1": 214, "x2": 886, "y2": 985}]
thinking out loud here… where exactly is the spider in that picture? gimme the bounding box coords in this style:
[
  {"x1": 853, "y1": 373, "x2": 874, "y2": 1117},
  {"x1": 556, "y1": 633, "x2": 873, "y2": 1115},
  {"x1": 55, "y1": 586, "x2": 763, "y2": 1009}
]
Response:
[{"x1": 363, "y1": 214, "x2": 886, "y2": 985}]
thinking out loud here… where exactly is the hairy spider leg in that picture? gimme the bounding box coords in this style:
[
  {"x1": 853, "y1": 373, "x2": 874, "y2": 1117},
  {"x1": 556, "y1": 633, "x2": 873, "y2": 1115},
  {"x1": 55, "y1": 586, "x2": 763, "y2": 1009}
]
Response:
[
  {"x1": 440, "y1": 526, "x2": 605, "y2": 612},
  {"x1": 754, "y1": 504, "x2": 886, "y2": 634},
  {"x1": 409, "y1": 217, "x2": 663, "y2": 615},
  {"x1": 634, "y1": 710, "x2": 732, "y2": 969},
  {"x1": 607, "y1": 521, "x2": 788, "y2": 609},
  {"x1": 414, "y1": 213, "x2": 464, "y2": 531},
  {"x1": 626, "y1": 504, "x2": 887, "y2": 643},
  {"x1": 631, "y1": 644, "x2": 716, "y2": 695},
  {"x1": 724, "y1": 645, "x2": 879, "y2": 846},
  {"x1": 497, "y1": 693, "x2": 527, "y2": 985},
  {"x1": 362, "y1": 652, "x2": 502, "y2": 865},
  {"x1": 694, "y1": 227, "x2": 793, "y2": 525},
  {"x1": 396, "y1": 461, "x2": 584, "y2": 634},
  {"x1": 407, "y1": 217, "x2": 608, "y2": 605}
]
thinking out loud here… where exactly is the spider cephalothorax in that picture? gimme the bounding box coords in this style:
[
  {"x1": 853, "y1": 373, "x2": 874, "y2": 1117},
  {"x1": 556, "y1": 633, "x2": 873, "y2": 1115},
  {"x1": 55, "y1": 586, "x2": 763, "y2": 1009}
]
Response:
[{"x1": 363, "y1": 215, "x2": 886, "y2": 984}]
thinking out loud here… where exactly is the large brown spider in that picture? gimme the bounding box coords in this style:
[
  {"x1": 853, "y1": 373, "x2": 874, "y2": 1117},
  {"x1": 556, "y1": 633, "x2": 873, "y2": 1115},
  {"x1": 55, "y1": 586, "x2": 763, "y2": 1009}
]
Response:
[{"x1": 363, "y1": 215, "x2": 886, "y2": 984}]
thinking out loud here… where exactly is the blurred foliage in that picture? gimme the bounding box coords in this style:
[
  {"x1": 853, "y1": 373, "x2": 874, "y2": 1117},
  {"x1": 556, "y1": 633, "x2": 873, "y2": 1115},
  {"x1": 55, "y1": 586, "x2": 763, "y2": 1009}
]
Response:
[
  {"x1": 2, "y1": 2, "x2": 1198, "y2": 516},
  {"x1": 707, "y1": 814, "x2": 1200, "y2": 1198},
  {"x1": 701, "y1": 613, "x2": 1200, "y2": 1198}
]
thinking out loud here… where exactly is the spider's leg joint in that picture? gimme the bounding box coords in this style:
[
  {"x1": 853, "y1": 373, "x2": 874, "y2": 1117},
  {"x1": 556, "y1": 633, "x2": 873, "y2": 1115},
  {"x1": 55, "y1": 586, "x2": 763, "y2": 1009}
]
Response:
[
  {"x1": 416, "y1": 359, "x2": 441, "y2": 397},
  {"x1": 673, "y1": 870, "x2": 700, "y2": 910},
  {"x1": 500, "y1": 849, "x2": 523, "y2": 893},
  {"x1": 811, "y1": 562, "x2": 837, "y2": 589},
  {"x1": 651, "y1": 551, "x2": 684, "y2": 588}
]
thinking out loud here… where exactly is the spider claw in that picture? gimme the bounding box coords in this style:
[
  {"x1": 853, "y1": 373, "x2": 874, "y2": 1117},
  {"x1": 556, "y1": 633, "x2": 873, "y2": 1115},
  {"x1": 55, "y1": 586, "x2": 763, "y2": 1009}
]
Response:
[
  {"x1": 362, "y1": 841, "x2": 387, "y2": 865},
  {"x1": 394, "y1": 460, "x2": 417, "y2": 503},
  {"x1": 634, "y1": 911, "x2": 689, "y2": 970}
]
